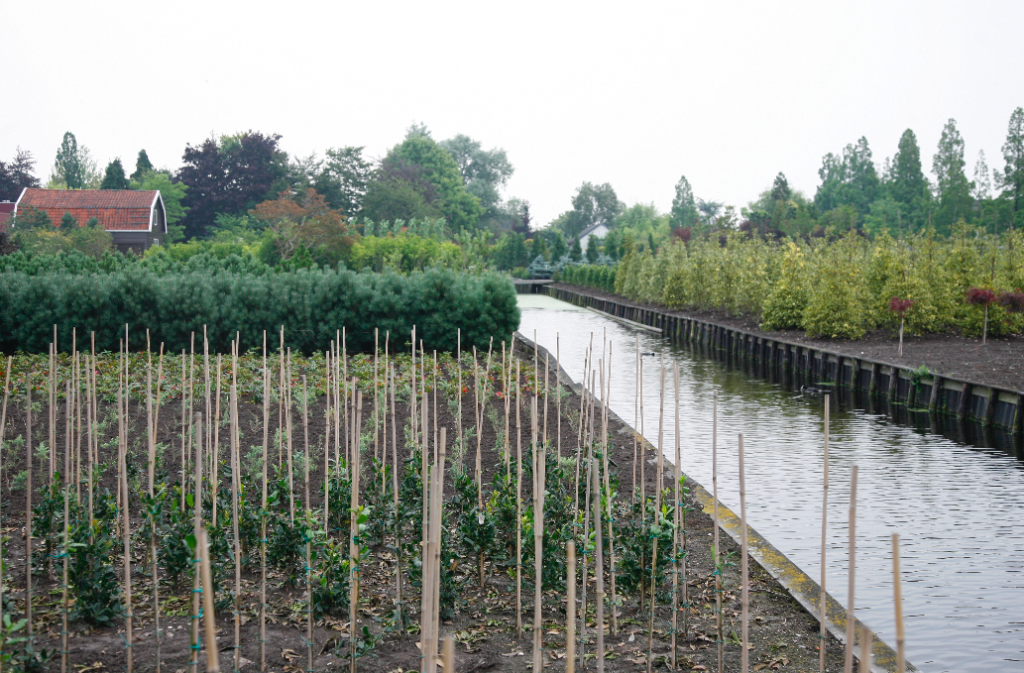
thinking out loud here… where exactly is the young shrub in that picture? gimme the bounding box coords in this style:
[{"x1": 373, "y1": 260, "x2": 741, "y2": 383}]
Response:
[{"x1": 761, "y1": 241, "x2": 808, "y2": 331}]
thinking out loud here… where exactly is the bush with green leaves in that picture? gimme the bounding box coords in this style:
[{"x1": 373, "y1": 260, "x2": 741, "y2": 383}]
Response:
[{"x1": 0, "y1": 265, "x2": 519, "y2": 354}]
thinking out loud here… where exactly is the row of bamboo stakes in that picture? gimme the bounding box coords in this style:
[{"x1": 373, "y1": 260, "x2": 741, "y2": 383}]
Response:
[{"x1": 0, "y1": 325, "x2": 908, "y2": 673}]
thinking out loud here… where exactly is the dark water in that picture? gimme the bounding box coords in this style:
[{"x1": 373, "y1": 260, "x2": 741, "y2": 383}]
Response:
[{"x1": 518, "y1": 295, "x2": 1024, "y2": 673}]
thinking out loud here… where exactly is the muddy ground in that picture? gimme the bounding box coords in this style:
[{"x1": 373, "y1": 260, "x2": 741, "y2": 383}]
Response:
[
  {"x1": 554, "y1": 283, "x2": 1024, "y2": 393},
  {"x1": 0, "y1": 342, "x2": 852, "y2": 672}
]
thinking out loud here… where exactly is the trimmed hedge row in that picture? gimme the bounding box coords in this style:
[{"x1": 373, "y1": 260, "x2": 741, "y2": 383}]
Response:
[
  {"x1": 556, "y1": 264, "x2": 616, "y2": 293},
  {"x1": 0, "y1": 266, "x2": 519, "y2": 355}
]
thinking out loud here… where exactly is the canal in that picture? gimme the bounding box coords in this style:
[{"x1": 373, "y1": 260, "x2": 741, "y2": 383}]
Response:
[{"x1": 518, "y1": 294, "x2": 1024, "y2": 673}]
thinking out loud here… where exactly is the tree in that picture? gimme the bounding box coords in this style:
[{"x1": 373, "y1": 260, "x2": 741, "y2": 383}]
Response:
[
  {"x1": 973, "y1": 150, "x2": 991, "y2": 201},
  {"x1": 53, "y1": 132, "x2": 87, "y2": 189},
  {"x1": 933, "y1": 118, "x2": 973, "y2": 231},
  {"x1": 372, "y1": 135, "x2": 483, "y2": 232},
  {"x1": 569, "y1": 236, "x2": 582, "y2": 262},
  {"x1": 770, "y1": 172, "x2": 791, "y2": 202},
  {"x1": 100, "y1": 158, "x2": 130, "y2": 190},
  {"x1": 814, "y1": 137, "x2": 881, "y2": 221},
  {"x1": 669, "y1": 175, "x2": 698, "y2": 230},
  {"x1": 585, "y1": 236, "x2": 600, "y2": 263},
  {"x1": 439, "y1": 134, "x2": 514, "y2": 221},
  {"x1": 130, "y1": 150, "x2": 154, "y2": 182},
  {"x1": 0, "y1": 147, "x2": 41, "y2": 201},
  {"x1": 251, "y1": 188, "x2": 353, "y2": 265},
  {"x1": 135, "y1": 171, "x2": 189, "y2": 242},
  {"x1": 999, "y1": 107, "x2": 1024, "y2": 222},
  {"x1": 696, "y1": 199, "x2": 723, "y2": 226},
  {"x1": 318, "y1": 147, "x2": 372, "y2": 216},
  {"x1": 176, "y1": 131, "x2": 287, "y2": 239},
  {"x1": 555, "y1": 182, "x2": 622, "y2": 239},
  {"x1": 60, "y1": 211, "x2": 78, "y2": 231}
]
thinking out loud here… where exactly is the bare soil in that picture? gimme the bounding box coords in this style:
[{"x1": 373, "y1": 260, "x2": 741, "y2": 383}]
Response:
[
  {"x1": 554, "y1": 283, "x2": 1024, "y2": 393},
  {"x1": 0, "y1": 342, "x2": 849, "y2": 672}
]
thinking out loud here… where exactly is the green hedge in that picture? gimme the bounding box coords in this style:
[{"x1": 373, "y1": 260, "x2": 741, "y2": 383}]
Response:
[
  {"x1": 557, "y1": 264, "x2": 616, "y2": 293},
  {"x1": 0, "y1": 266, "x2": 519, "y2": 355}
]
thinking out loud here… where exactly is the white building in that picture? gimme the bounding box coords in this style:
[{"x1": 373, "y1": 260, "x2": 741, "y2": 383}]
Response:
[{"x1": 577, "y1": 223, "x2": 610, "y2": 251}]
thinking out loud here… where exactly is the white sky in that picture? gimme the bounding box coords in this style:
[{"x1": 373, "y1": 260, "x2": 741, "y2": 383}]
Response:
[{"x1": 3, "y1": 1, "x2": 1022, "y2": 227}]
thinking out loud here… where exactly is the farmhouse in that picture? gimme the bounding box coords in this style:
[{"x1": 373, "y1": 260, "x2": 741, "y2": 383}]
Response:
[
  {"x1": 11, "y1": 188, "x2": 167, "y2": 253},
  {"x1": 577, "y1": 222, "x2": 610, "y2": 251}
]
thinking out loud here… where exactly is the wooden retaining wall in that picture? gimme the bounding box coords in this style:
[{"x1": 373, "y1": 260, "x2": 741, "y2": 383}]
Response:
[{"x1": 548, "y1": 286, "x2": 1024, "y2": 435}]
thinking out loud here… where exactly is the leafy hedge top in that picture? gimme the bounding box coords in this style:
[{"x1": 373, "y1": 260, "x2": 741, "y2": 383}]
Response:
[{"x1": 0, "y1": 266, "x2": 519, "y2": 355}]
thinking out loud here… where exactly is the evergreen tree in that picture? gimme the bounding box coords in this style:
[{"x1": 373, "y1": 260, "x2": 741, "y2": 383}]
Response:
[
  {"x1": 814, "y1": 137, "x2": 880, "y2": 220},
  {"x1": 973, "y1": 150, "x2": 992, "y2": 201},
  {"x1": 933, "y1": 118, "x2": 973, "y2": 230},
  {"x1": 887, "y1": 129, "x2": 932, "y2": 231},
  {"x1": 54, "y1": 131, "x2": 84, "y2": 189},
  {"x1": 770, "y1": 172, "x2": 792, "y2": 202},
  {"x1": 669, "y1": 174, "x2": 698, "y2": 230},
  {"x1": 569, "y1": 236, "x2": 582, "y2": 262},
  {"x1": 999, "y1": 107, "x2": 1024, "y2": 222},
  {"x1": 585, "y1": 237, "x2": 600, "y2": 263},
  {"x1": 100, "y1": 158, "x2": 130, "y2": 190},
  {"x1": 130, "y1": 150, "x2": 154, "y2": 182},
  {"x1": 60, "y1": 211, "x2": 78, "y2": 231}
]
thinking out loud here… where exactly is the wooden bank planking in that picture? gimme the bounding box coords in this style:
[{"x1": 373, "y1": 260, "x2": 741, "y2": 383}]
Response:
[{"x1": 547, "y1": 286, "x2": 1024, "y2": 436}]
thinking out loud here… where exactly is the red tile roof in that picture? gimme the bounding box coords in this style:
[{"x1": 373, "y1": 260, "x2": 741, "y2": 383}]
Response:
[{"x1": 15, "y1": 188, "x2": 164, "y2": 231}]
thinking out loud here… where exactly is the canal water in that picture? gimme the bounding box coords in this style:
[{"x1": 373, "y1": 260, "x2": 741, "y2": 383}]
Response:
[{"x1": 518, "y1": 294, "x2": 1024, "y2": 673}]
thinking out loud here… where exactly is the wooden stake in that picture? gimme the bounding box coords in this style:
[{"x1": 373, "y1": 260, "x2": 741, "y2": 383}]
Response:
[
  {"x1": 0, "y1": 356, "x2": 10, "y2": 658},
  {"x1": 739, "y1": 434, "x2": 749, "y2": 673},
  {"x1": 474, "y1": 346, "x2": 482, "y2": 511},
  {"x1": 350, "y1": 392, "x2": 363, "y2": 673},
  {"x1": 820, "y1": 395, "x2": 830, "y2": 673},
  {"x1": 261, "y1": 332, "x2": 269, "y2": 673},
  {"x1": 458, "y1": 328, "x2": 463, "y2": 452},
  {"x1": 391, "y1": 365, "x2": 403, "y2": 631},
  {"x1": 592, "y1": 429, "x2": 606, "y2": 673},
  {"x1": 212, "y1": 355, "x2": 222, "y2": 522},
  {"x1": 231, "y1": 384, "x2": 242, "y2": 673},
  {"x1": 374, "y1": 328, "x2": 379, "y2": 467},
  {"x1": 441, "y1": 635, "x2": 455, "y2": 673},
  {"x1": 25, "y1": 381, "x2": 33, "y2": 641},
  {"x1": 181, "y1": 350, "x2": 187, "y2": 512},
  {"x1": 515, "y1": 361, "x2": 523, "y2": 640},
  {"x1": 844, "y1": 466, "x2": 858, "y2": 673},
  {"x1": 198, "y1": 527, "x2": 220, "y2": 673},
  {"x1": 556, "y1": 333, "x2": 561, "y2": 460},
  {"x1": 287, "y1": 349, "x2": 295, "y2": 523},
  {"x1": 633, "y1": 336, "x2": 639, "y2": 505},
  {"x1": 61, "y1": 382, "x2": 70, "y2": 673},
  {"x1": 190, "y1": 412, "x2": 203, "y2": 672},
  {"x1": 893, "y1": 534, "x2": 906, "y2": 673},
  {"x1": 567, "y1": 540, "x2": 576, "y2": 673},
  {"x1": 859, "y1": 626, "x2": 873, "y2": 673},
  {"x1": 602, "y1": 348, "x2": 617, "y2": 637},
  {"x1": 713, "y1": 391, "x2": 722, "y2": 673},
  {"x1": 146, "y1": 348, "x2": 161, "y2": 673},
  {"x1": 647, "y1": 355, "x2": 666, "y2": 673},
  {"x1": 503, "y1": 341, "x2": 510, "y2": 476},
  {"x1": 120, "y1": 387, "x2": 134, "y2": 673},
  {"x1": 672, "y1": 363, "x2": 682, "y2": 664},
  {"x1": 532, "y1": 397, "x2": 545, "y2": 673}
]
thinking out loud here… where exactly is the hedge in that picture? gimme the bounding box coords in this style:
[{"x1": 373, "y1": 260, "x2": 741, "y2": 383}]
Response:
[
  {"x1": 557, "y1": 264, "x2": 616, "y2": 293},
  {"x1": 0, "y1": 266, "x2": 519, "y2": 355}
]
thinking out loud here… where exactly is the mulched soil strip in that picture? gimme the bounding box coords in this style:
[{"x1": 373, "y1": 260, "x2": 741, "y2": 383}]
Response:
[
  {"x1": 554, "y1": 283, "x2": 1024, "y2": 393},
  {"x1": 0, "y1": 342, "x2": 847, "y2": 672}
]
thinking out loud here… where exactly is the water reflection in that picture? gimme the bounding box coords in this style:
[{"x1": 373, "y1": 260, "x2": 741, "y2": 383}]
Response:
[{"x1": 518, "y1": 296, "x2": 1024, "y2": 673}]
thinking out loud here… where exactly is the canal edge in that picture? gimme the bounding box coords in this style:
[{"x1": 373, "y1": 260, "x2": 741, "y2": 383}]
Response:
[{"x1": 514, "y1": 330, "x2": 916, "y2": 673}]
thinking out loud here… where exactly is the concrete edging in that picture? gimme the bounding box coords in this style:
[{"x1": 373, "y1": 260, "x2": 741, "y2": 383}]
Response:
[{"x1": 513, "y1": 330, "x2": 915, "y2": 673}]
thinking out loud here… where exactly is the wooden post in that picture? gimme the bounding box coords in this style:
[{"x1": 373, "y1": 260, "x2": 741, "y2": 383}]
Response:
[
  {"x1": 391, "y1": 365, "x2": 403, "y2": 631},
  {"x1": 190, "y1": 412, "x2": 203, "y2": 672},
  {"x1": 844, "y1": 466, "x2": 858, "y2": 673},
  {"x1": 261, "y1": 333, "x2": 269, "y2": 673},
  {"x1": 893, "y1": 534, "x2": 906, "y2": 673},
  {"x1": 231, "y1": 384, "x2": 243, "y2": 673},
  {"x1": 647, "y1": 355, "x2": 665, "y2": 673},
  {"x1": 198, "y1": 527, "x2": 220, "y2": 673},
  {"x1": 820, "y1": 395, "x2": 830, "y2": 673},
  {"x1": 532, "y1": 397, "x2": 545, "y2": 673},
  {"x1": 671, "y1": 363, "x2": 681, "y2": 665},
  {"x1": 515, "y1": 361, "x2": 523, "y2": 639},
  {"x1": 713, "y1": 391, "x2": 722, "y2": 673},
  {"x1": 61, "y1": 383, "x2": 70, "y2": 673},
  {"x1": 567, "y1": 540, "x2": 576, "y2": 673},
  {"x1": 593, "y1": 432, "x2": 606, "y2": 673},
  {"x1": 739, "y1": 434, "x2": 749, "y2": 673}
]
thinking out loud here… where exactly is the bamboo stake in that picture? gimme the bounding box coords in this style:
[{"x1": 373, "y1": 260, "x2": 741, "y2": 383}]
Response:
[
  {"x1": 441, "y1": 635, "x2": 454, "y2": 673},
  {"x1": 382, "y1": 331, "x2": 389, "y2": 498},
  {"x1": 543, "y1": 353, "x2": 549, "y2": 446},
  {"x1": 188, "y1": 332, "x2": 196, "y2": 510},
  {"x1": 580, "y1": 380, "x2": 592, "y2": 673},
  {"x1": 231, "y1": 383, "x2": 242, "y2": 673},
  {"x1": 287, "y1": 349, "x2": 295, "y2": 523},
  {"x1": 515, "y1": 361, "x2": 523, "y2": 640},
  {"x1": 859, "y1": 626, "x2": 873, "y2": 673},
  {"x1": 181, "y1": 350, "x2": 188, "y2": 512},
  {"x1": 820, "y1": 396, "x2": 830, "y2": 673},
  {"x1": 893, "y1": 534, "x2": 906, "y2": 673},
  {"x1": 458, "y1": 328, "x2": 463, "y2": 452},
  {"x1": 49, "y1": 340, "x2": 55, "y2": 484},
  {"x1": 190, "y1": 412, "x2": 204, "y2": 672},
  {"x1": 260, "y1": 332, "x2": 269, "y2": 672},
  {"x1": 0, "y1": 357, "x2": 9, "y2": 662},
  {"x1": 531, "y1": 397, "x2": 545, "y2": 673},
  {"x1": 391, "y1": 365, "x2": 403, "y2": 631},
  {"x1": 427, "y1": 427, "x2": 447, "y2": 673},
  {"x1": 374, "y1": 328, "x2": 380, "y2": 469},
  {"x1": 713, "y1": 391, "x2": 722, "y2": 673},
  {"x1": 61, "y1": 383, "x2": 70, "y2": 673},
  {"x1": 147, "y1": 342, "x2": 161, "y2": 673},
  {"x1": 739, "y1": 434, "x2": 749, "y2": 673},
  {"x1": 474, "y1": 347, "x2": 482, "y2": 511},
  {"x1": 639, "y1": 345, "x2": 646, "y2": 518},
  {"x1": 647, "y1": 355, "x2": 666, "y2": 673},
  {"x1": 672, "y1": 363, "x2": 681, "y2": 665},
  {"x1": 556, "y1": 333, "x2": 561, "y2": 460},
  {"x1": 198, "y1": 527, "x2": 220, "y2": 673},
  {"x1": 86, "y1": 354, "x2": 94, "y2": 528},
  {"x1": 325, "y1": 351, "x2": 332, "y2": 528},
  {"x1": 567, "y1": 540, "x2": 576, "y2": 673},
  {"x1": 25, "y1": 381, "x2": 33, "y2": 641},
  {"x1": 74, "y1": 350, "x2": 81, "y2": 504},
  {"x1": 213, "y1": 356, "x2": 222, "y2": 522},
  {"x1": 279, "y1": 327, "x2": 285, "y2": 469},
  {"x1": 120, "y1": 387, "x2": 134, "y2": 673},
  {"x1": 204, "y1": 327, "x2": 211, "y2": 492},
  {"x1": 633, "y1": 336, "x2": 639, "y2": 505},
  {"x1": 602, "y1": 347, "x2": 616, "y2": 637},
  {"x1": 335, "y1": 331, "x2": 341, "y2": 468},
  {"x1": 844, "y1": 466, "x2": 859, "y2": 673},
  {"x1": 503, "y1": 341, "x2": 510, "y2": 476},
  {"x1": 592, "y1": 429, "x2": 606, "y2": 673},
  {"x1": 350, "y1": 392, "x2": 363, "y2": 673}
]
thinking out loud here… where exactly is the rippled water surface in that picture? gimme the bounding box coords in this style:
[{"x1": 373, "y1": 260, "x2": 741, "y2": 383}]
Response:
[{"x1": 518, "y1": 294, "x2": 1024, "y2": 673}]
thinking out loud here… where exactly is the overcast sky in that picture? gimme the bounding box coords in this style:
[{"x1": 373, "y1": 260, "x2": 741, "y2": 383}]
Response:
[{"x1": 3, "y1": 1, "x2": 1022, "y2": 226}]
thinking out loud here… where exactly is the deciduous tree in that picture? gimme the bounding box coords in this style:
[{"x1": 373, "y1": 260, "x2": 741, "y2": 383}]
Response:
[
  {"x1": 52, "y1": 132, "x2": 98, "y2": 189},
  {"x1": 0, "y1": 147, "x2": 40, "y2": 201},
  {"x1": 251, "y1": 188, "x2": 352, "y2": 265}
]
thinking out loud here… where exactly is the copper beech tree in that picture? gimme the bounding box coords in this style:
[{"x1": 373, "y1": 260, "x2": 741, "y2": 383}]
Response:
[{"x1": 251, "y1": 189, "x2": 353, "y2": 264}]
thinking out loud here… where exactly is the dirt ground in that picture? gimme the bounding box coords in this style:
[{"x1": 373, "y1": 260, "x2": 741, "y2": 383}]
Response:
[
  {"x1": 554, "y1": 283, "x2": 1024, "y2": 393},
  {"x1": 0, "y1": 342, "x2": 851, "y2": 672}
]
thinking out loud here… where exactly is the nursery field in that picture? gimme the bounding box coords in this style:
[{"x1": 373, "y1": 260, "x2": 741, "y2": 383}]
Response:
[{"x1": 0, "y1": 334, "x2": 848, "y2": 672}]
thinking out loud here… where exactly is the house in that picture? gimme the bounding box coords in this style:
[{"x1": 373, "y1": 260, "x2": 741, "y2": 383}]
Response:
[
  {"x1": 0, "y1": 201, "x2": 14, "y2": 230},
  {"x1": 577, "y1": 222, "x2": 610, "y2": 251},
  {"x1": 11, "y1": 188, "x2": 167, "y2": 253}
]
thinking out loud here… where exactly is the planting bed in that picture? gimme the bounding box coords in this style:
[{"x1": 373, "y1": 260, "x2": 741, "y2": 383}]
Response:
[{"x1": 0, "y1": 340, "x2": 848, "y2": 672}]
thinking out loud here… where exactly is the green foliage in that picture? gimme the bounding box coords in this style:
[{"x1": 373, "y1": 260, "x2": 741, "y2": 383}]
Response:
[
  {"x1": 0, "y1": 265, "x2": 519, "y2": 354},
  {"x1": 558, "y1": 264, "x2": 616, "y2": 293},
  {"x1": 760, "y1": 241, "x2": 808, "y2": 330},
  {"x1": 100, "y1": 158, "x2": 131, "y2": 190}
]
